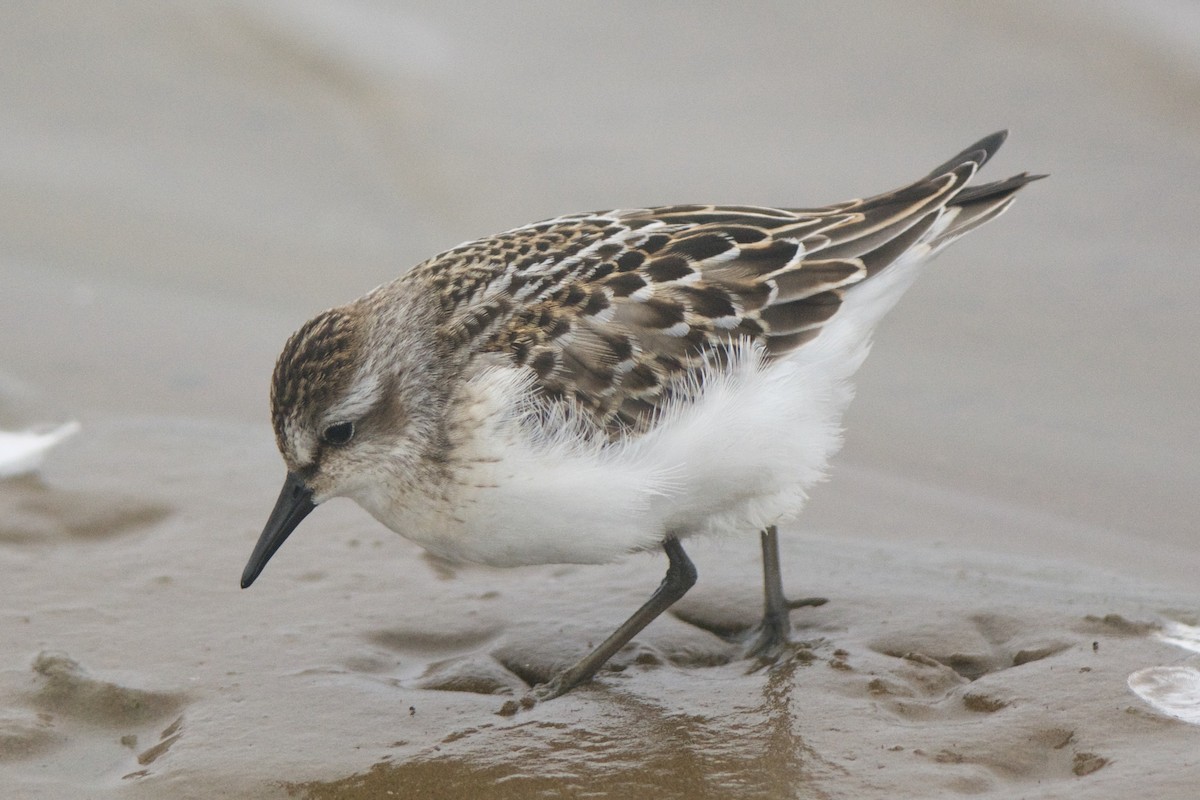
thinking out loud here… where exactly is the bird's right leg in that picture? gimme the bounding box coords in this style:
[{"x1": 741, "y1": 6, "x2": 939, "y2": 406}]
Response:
[{"x1": 532, "y1": 535, "x2": 697, "y2": 701}]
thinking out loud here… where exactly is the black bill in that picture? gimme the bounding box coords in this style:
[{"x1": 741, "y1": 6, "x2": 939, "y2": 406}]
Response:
[{"x1": 241, "y1": 471, "x2": 316, "y2": 589}]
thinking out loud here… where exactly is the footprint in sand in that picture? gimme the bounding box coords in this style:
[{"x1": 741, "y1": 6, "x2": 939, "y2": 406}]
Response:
[
  {"x1": 19, "y1": 652, "x2": 190, "y2": 777},
  {"x1": 30, "y1": 652, "x2": 186, "y2": 725},
  {"x1": 867, "y1": 612, "x2": 1071, "y2": 684},
  {"x1": 849, "y1": 614, "x2": 1116, "y2": 788},
  {"x1": 858, "y1": 613, "x2": 1077, "y2": 741},
  {"x1": 355, "y1": 622, "x2": 530, "y2": 695}
]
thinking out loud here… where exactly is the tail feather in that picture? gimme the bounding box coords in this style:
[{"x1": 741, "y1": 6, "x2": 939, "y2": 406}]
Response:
[
  {"x1": 952, "y1": 171, "x2": 1047, "y2": 207},
  {"x1": 935, "y1": 172, "x2": 1046, "y2": 246},
  {"x1": 754, "y1": 132, "x2": 1042, "y2": 360},
  {"x1": 923, "y1": 129, "x2": 1010, "y2": 180}
]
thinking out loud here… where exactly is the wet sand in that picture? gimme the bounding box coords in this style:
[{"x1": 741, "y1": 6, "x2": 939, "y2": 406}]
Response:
[
  {"x1": 3, "y1": 2, "x2": 1200, "y2": 798},
  {"x1": 4, "y1": 418, "x2": 1199, "y2": 798}
]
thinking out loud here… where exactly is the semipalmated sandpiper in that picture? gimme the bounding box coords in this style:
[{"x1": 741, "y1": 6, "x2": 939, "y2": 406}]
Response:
[{"x1": 241, "y1": 131, "x2": 1041, "y2": 700}]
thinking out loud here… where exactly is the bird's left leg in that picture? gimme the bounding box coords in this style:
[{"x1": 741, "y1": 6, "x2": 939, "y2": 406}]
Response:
[{"x1": 745, "y1": 525, "x2": 826, "y2": 659}]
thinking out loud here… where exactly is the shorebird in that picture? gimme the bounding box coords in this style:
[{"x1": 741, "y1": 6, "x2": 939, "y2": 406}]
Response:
[{"x1": 241, "y1": 131, "x2": 1040, "y2": 700}]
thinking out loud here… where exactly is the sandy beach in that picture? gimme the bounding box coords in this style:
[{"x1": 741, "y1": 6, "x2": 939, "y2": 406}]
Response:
[{"x1": 3, "y1": 2, "x2": 1199, "y2": 797}]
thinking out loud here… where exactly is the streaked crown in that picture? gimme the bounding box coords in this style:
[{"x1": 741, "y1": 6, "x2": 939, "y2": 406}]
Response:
[{"x1": 270, "y1": 308, "x2": 364, "y2": 467}]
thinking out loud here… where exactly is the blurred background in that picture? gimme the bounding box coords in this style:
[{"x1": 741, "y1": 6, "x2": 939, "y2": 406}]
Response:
[
  {"x1": 3, "y1": 0, "x2": 1197, "y2": 581},
  {"x1": 3, "y1": 2, "x2": 1200, "y2": 796}
]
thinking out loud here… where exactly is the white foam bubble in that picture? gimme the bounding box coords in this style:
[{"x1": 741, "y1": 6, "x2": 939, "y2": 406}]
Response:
[
  {"x1": 1156, "y1": 621, "x2": 1200, "y2": 654},
  {"x1": 1128, "y1": 666, "x2": 1200, "y2": 725}
]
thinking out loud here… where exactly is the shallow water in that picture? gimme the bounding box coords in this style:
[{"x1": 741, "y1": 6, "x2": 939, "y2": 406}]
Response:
[{"x1": 3, "y1": 1, "x2": 1200, "y2": 797}]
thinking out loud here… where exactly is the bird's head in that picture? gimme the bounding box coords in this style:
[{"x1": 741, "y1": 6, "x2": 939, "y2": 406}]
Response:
[{"x1": 240, "y1": 300, "x2": 448, "y2": 589}]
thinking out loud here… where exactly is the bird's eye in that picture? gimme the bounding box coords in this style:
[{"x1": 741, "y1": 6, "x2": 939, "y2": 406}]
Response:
[{"x1": 323, "y1": 421, "x2": 355, "y2": 446}]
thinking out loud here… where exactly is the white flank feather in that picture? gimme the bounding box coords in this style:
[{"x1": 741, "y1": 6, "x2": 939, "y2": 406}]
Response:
[{"x1": 368, "y1": 247, "x2": 937, "y2": 568}]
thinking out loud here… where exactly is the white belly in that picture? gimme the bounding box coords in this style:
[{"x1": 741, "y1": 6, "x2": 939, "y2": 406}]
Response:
[{"x1": 360, "y1": 252, "x2": 933, "y2": 568}]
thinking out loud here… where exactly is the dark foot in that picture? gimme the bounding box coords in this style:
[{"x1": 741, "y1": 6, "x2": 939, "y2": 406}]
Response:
[
  {"x1": 497, "y1": 537, "x2": 697, "y2": 714},
  {"x1": 496, "y1": 678, "x2": 566, "y2": 715},
  {"x1": 744, "y1": 595, "x2": 827, "y2": 660},
  {"x1": 531, "y1": 675, "x2": 567, "y2": 702},
  {"x1": 749, "y1": 526, "x2": 827, "y2": 660}
]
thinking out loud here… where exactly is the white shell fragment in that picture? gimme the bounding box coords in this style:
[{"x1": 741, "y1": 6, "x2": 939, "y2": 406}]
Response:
[
  {"x1": 1128, "y1": 666, "x2": 1200, "y2": 726},
  {"x1": 0, "y1": 421, "x2": 81, "y2": 478}
]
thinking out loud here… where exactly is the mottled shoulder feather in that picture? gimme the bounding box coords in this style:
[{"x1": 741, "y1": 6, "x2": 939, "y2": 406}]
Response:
[{"x1": 406, "y1": 131, "x2": 1038, "y2": 437}]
